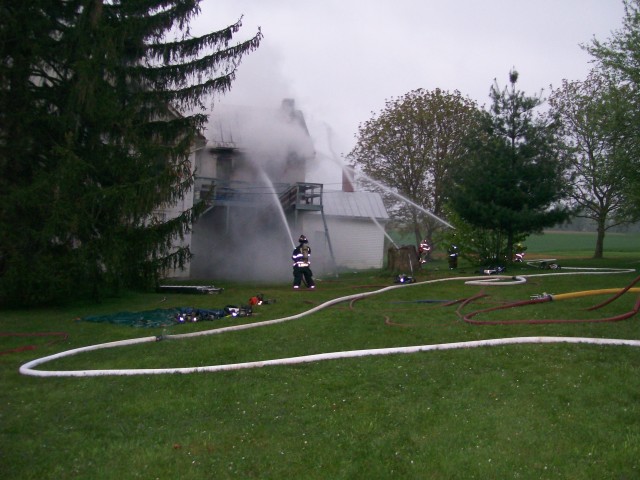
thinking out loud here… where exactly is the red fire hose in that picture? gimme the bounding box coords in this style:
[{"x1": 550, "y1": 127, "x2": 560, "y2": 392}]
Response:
[
  {"x1": 458, "y1": 275, "x2": 640, "y2": 325},
  {"x1": 0, "y1": 332, "x2": 69, "y2": 356}
]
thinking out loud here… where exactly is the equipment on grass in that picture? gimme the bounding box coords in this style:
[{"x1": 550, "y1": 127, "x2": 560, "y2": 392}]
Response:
[
  {"x1": 223, "y1": 305, "x2": 253, "y2": 318},
  {"x1": 539, "y1": 261, "x2": 561, "y2": 270},
  {"x1": 176, "y1": 305, "x2": 252, "y2": 322},
  {"x1": 175, "y1": 307, "x2": 228, "y2": 323},
  {"x1": 82, "y1": 304, "x2": 251, "y2": 328},
  {"x1": 394, "y1": 274, "x2": 415, "y2": 284},
  {"x1": 481, "y1": 265, "x2": 506, "y2": 275},
  {"x1": 157, "y1": 285, "x2": 224, "y2": 294},
  {"x1": 248, "y1": 294, "x2": 276, "y2": 306}
]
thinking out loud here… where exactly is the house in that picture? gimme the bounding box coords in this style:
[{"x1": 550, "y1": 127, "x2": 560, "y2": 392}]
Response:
[
  {"x1": 291, "y1": 172, "x2": 390, "y2": 274},
  {"x1": 161, "y1": 100, "x2": 390, "y2": 282}
]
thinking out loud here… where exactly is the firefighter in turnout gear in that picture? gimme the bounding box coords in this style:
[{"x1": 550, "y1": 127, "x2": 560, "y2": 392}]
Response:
[
  {"x1": 292, "y1": 234, "x2": 315, "y2": 289},
  {"x1": 418, "y1": 239, "x2": 432, "y2": 264},
  {"x1": 447, "y1": 243, "x2": 459, "y2": 269},
  {"x1": 514, "y1": 242, "x2": 527, "y2": 262}
]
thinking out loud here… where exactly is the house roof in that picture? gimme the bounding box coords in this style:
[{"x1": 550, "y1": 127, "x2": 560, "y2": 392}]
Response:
[
  {"x1": 321, "y1": 190, "x2": 389, "y2": 220},
  {"x1": 205, "y1": 101, "x2": 314, "y2": 158}
]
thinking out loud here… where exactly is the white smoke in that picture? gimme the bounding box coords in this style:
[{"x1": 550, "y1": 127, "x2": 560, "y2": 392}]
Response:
[{"x1": 189, "y1": 100, "x2": 319, "y2": 283}]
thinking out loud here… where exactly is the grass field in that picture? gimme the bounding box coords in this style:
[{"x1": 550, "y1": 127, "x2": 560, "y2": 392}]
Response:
[
  {"x1": 391, "y1": 229, "x2": 640, "y2": 259},
  {"x1": 527, "y1": 230, "x2": 640, "y2": 256},
  {"x1": 1, "y1": 234, "x2": 640, "y2": 479}
]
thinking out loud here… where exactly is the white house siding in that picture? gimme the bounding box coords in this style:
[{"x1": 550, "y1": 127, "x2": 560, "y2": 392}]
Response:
[
  {"x1": 308, "y1": 190, "x2": 389, "y2": 273},
  {"x1": 300, "y1": 210, "x2": 388, "y2": 273},
  {"x1": 154, "y1": 146, "x2": 200, "y2": 279},
  {"x1": 327, "y1": 216, "x2": 386, "y2": 270}
]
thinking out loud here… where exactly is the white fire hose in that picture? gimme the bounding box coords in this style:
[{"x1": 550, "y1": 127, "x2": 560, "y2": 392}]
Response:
[{"x1": 19, "y1": 265, "x2": 639, "y2": 378}]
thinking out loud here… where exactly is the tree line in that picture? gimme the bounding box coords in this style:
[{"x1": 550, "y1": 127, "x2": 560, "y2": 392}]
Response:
[
  {"x1": 0, "y1": 0, "x2": 261, "y2": 306},
  {"x1": 347, "y1": 0, "x2": 640, "y2": 265}
]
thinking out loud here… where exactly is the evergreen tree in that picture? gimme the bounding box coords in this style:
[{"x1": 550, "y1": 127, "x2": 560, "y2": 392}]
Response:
[
  {"x1": 0, "y1": 1, "x2": 261, "y2": 305},
  {"x1": 448, "y1": 70, "x2": 570, "y2": 263}
]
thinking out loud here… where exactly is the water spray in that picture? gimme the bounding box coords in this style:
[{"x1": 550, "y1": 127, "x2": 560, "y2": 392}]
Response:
[
  {"x1": 324, "y1": 125, "x2": 399, "y2": 249},
  {"x1": 355, "y1": 169, "x2": 455, "y2": 229},
  {"x1": 257, "y1": 167, "x2": 296, "y2": 249},
  {"x1": 316, "y1": 150, "x2": 455, "y2": 230},
  {"x1": 371, "y1": 215, "x2": 398, "y2": 248}
]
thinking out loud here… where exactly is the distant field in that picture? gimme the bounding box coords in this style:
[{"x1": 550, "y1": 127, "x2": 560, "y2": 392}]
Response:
[
  {"x1": 390, "y1": 230, "x2": 640, "y2": 259},
  {"x1": 527, "y1": 230, "x2": 640, "y2": 257}
]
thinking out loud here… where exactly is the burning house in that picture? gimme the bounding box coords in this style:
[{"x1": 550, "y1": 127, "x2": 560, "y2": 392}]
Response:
[{"x1": 159, "y1": 99, "x2": 389, "y2": 282}]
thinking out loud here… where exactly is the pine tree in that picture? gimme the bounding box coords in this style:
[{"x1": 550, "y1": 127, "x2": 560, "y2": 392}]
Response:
[
  {"x1": 0, "y1": 0, "x2": 261, "y2": 305},
  {"x1": 448, "y1": 70, "x2": 570, "y2": 263}
]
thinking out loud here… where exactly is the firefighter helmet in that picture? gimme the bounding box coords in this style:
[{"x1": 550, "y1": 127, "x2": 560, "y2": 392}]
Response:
[{"x1": 298, "y1": 235, "x2": 308, "y2": 244}]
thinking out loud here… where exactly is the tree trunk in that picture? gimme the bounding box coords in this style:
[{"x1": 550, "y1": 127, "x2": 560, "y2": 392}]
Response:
[
  {"x1": 594, "y1": 220, "x2": 605, "y2": 259},
  {"x1": 412, "y1": 210, "x2": 422, "y2": 249},
  {"x1": 387, "y1": 245, "x2": 419, "y2": 274},
  {"x1": 506, "y1": 230, "x2": 514, "y2": 263}
]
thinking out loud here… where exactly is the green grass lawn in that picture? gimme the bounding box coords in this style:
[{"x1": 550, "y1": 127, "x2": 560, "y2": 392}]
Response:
[
  {"x1": 527, "y1": 230, "x2": 640, "y2": 256},
  {"x1": 2, "y1": 244, "x2": 640, "y2": 479}
]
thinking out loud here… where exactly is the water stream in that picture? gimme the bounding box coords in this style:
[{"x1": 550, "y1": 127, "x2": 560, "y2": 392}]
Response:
[
  {"x1": 371, "y1": 215, "x2": 399, "y2": 248},
  {"x1": 318, "y1": 150, "x2": 455, "y2": 230},
  {"x1": 257, "y1": 167, "x2": 296, "y2": 248},
  {"x1": 354, "y1": 168, "x2": 455, "y2": 229}
]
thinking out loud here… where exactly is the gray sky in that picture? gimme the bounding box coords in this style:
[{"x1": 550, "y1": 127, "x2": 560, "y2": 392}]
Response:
[{"x1": 192, "y1": 0, "x2": 625, "y2": 186}]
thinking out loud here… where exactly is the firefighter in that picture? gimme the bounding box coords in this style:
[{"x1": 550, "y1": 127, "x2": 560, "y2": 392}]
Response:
[
  {"x1": 292, "y1": 234, "x2": 315, "y2": 289},
  {"x1": 447, "y1": 243, "x2": 459, "y2": 269},
  {"x1": 514, "y1": 242, "x2": 527, "y2": 262},
  {"x1": 418, "y1": 238, "x2": 431, "y2": 264}
]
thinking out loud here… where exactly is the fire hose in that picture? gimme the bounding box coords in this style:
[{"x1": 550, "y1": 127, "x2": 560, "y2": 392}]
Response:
[
  {"x1": 19, "y1": 267, "x2": 640, "y2": 378},
  {"x1": 1, "y1": 332, "x2": 69, "y2": 356},
  {"x1": 459, "y1": 273, "x2": 640, "y2": 325}
]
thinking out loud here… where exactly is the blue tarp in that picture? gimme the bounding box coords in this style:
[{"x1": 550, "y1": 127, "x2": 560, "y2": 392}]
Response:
[{"x1": 82, "y1": 307, "x2": 230, "y2": 328}]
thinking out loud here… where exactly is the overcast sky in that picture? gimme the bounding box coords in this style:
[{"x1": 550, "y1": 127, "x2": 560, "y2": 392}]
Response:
[{"x1": 191, "y1": 0, "x2": 626, "y2": 186}]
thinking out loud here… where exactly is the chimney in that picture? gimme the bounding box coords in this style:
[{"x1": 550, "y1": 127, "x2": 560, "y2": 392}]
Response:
[{"x1": 342, "y1": 164, "x2": 355, "y2": 192}]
